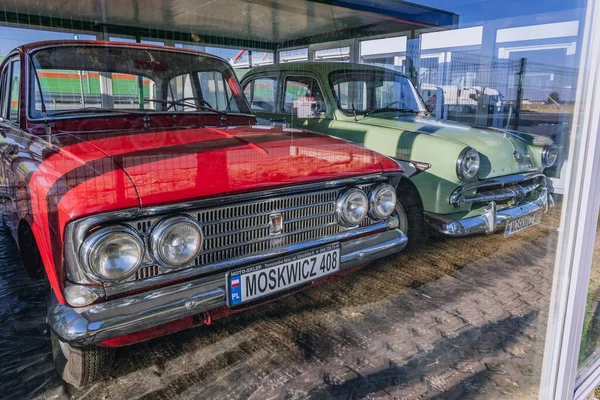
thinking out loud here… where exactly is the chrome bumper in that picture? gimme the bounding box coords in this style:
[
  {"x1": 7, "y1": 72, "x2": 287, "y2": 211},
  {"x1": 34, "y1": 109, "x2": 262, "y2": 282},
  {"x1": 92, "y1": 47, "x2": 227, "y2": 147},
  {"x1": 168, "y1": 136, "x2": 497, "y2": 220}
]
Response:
[
  {"x1": 425, "y1": 187, "x2": 554, "y2": 237},
  {"x1": 48, "y1": 228, "x2": 407, "y2": 346}
]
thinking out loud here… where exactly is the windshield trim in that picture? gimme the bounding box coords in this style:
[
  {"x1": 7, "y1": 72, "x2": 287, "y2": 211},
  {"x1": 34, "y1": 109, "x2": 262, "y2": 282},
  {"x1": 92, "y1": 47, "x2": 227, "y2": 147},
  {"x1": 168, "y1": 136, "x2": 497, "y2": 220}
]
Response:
[
  {"x1": 328, "y1": 68, "x2": 427, "y2": 117},
  {"x1": 25, "y1": 44, "x2": 252, "y2": 122},
  {"x1": 25, "y1": 110, "x2": 256, "y2": 123}
]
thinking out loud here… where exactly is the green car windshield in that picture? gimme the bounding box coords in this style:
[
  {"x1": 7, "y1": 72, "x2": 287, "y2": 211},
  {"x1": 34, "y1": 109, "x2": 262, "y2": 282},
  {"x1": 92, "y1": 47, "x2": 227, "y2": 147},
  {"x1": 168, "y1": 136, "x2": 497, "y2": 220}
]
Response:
[{"x1": 329, "y1": 69, "x2": 427, "y2": 115}]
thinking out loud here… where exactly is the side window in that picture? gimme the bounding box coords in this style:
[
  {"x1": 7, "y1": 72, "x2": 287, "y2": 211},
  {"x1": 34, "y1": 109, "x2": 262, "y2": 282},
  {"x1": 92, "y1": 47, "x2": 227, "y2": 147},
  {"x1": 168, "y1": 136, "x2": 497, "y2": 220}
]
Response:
[
  {"x1": 0, "y1": 65, "x2": 9, "y2": 119},
  {"x1": 243, "y1": 77, "x2": 277, "y2": 112},
  {"x1": 198, "y1": 71, "x2": 239, "y2": 111},
  {"x1": 283, "y1": 76, "x2": 326, "y2": 117},
  {"x1": 8, "y1": 60, "x2": 20, "y2": 122}
]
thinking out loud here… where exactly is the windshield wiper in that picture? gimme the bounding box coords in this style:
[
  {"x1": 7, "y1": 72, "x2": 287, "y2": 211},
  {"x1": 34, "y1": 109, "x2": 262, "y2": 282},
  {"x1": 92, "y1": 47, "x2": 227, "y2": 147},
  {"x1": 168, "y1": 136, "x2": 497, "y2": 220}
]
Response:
[
  {"x1": 47, "y1": 107, "x2": 147, "y2": 117},
  {"x1": 364, "y1": 107, "x2": 421, "y2": 117}
]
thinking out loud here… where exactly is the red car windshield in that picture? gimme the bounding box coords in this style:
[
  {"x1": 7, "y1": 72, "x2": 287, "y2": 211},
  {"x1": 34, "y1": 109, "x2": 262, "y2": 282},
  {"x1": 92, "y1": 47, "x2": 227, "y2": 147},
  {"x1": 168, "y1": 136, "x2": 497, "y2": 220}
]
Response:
[{"x1": 29, "y1": 45, "x2": 251, "y2": 119}]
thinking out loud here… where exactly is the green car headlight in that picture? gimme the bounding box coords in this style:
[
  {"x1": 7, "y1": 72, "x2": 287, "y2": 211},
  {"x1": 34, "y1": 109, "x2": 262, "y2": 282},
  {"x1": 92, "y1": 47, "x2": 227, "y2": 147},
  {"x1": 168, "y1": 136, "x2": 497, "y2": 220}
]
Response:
[
  {"x1": 542, "y1": 144, "x2": 558, "y2": 168},
  {"x1": 456, "y1": 147, "x2": 480, "y2": 180}
]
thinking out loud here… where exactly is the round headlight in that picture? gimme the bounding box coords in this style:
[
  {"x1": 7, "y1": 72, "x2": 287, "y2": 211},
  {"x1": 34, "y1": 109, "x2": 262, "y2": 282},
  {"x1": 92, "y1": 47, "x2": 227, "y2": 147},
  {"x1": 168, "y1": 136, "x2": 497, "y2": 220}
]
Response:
[
  {"x1": 369, "y1": 184, "x2": 397, "y2": 219},
  {"x1": 337, "y1": 188, "x2": 369, "y2": 227},
  {"x1": 80, "y1": 226, "x2": 144, "y2": 281},
  {"x1": 151, "y1": 215, "x2": 203, "y2": 267},
  {"x1": 542, "y1": 144, "x2": 558, "y2": 168},
  {"x1": 456, "y1": 147, "x2": 480, "y2": 180}
]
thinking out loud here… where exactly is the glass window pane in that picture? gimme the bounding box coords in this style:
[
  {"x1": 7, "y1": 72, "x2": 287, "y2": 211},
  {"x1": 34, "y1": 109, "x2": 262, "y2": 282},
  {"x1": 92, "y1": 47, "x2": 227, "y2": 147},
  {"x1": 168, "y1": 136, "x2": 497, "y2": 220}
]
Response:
[
  {"x1": 0, "y1": 0, "x2": 596, "y2": 399},
  {"x1": 243, "y1": 77, "x2": 277, "y2": 112},
  {"x1": 314, "y1": 46, "x2": 350, "y2": 62},
  {"x1": 283, "y1": 76, "x2": 326, "y2": 115},
  {"x1": 197, "y1": 71, "x2": 240, "y2": 111},
  {"x1": 30, "y1": 46, "x2": 250, "y2": 117},
  {"x1": 279, "y1": 48, "x2": 308, "y2": 63},
  {"x1": 8, "y1": 61, "x2": 19, "y2": 122}
]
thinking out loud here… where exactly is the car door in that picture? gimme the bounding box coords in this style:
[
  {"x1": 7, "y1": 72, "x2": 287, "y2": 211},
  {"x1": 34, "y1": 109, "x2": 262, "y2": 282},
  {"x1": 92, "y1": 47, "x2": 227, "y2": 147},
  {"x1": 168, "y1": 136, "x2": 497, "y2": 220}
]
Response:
[{"x1": 242, "y1": 75, "x2": 279, "y2": 125}]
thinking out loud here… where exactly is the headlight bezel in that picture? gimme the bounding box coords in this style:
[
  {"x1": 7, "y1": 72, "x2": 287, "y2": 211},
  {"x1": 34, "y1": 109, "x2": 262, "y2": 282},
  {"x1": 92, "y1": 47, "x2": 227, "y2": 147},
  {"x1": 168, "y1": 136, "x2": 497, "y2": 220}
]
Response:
[
  {"x1": 336, "y1": 187, "x2": 369, "y2": 227},
  {"x1": 456, "y1": 147, "x2": 480, "y2": 181},
  {"x1": 150, "y1": 215, "x2": 204, "y2": 268},
  {"x1": 79, "y1": 225, "x2": 145, "y2": 282},
  {"x1": 368, "y1": 184, "x2": 397, "y2": 220},
  {"x1": 542, "y1": 144, "x2": 558, "y2": 168}
]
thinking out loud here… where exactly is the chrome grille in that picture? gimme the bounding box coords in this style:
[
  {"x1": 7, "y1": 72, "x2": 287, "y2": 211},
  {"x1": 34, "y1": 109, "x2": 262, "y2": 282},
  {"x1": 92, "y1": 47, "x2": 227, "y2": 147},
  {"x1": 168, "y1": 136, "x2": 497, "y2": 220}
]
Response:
[
  {"x1": 451, "y1": 173, "x2": 546, "y2": 207},
  {"x1": 134, "y1": 265, "x2": 160, "y2": 280},
  {"x1": 130, "y1": 184, "x2": 379, "y2": 280},
  {"x1": 193, "y1": 188, "x2": 374, "y2": 268}
]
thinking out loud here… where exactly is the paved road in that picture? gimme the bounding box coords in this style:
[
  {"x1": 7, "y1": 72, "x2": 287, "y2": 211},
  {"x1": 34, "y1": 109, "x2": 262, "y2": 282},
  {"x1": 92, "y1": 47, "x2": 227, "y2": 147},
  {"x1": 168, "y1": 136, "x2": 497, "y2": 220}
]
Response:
[{"x1": 0, "y1": 217, "x2": 557, "y2": 400}]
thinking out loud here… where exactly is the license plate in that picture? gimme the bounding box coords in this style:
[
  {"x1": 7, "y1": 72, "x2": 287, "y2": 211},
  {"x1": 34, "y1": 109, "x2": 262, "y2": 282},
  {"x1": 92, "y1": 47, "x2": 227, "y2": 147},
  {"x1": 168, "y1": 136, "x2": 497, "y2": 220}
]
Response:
[
  {"x1": 227, "y1": 243, "x2": 340, "y2": 306},
  {"x1": 504, "y1": 210, "x2": 542, "y2": 237}
]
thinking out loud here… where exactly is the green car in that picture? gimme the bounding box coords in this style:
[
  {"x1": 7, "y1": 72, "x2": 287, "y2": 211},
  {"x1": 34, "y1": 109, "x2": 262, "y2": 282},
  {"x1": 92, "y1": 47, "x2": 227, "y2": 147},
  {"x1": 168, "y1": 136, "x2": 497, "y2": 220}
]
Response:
[{"x1": 240, "y1": 62, "x2": 556, "y2": 242}]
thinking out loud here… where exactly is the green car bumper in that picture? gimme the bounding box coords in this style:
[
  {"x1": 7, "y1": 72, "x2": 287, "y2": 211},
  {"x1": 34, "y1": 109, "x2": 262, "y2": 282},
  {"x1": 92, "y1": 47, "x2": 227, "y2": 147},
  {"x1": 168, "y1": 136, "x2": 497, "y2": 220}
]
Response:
[{"x1": 424, "y1": 173, "x2": 554, "y2": 236}]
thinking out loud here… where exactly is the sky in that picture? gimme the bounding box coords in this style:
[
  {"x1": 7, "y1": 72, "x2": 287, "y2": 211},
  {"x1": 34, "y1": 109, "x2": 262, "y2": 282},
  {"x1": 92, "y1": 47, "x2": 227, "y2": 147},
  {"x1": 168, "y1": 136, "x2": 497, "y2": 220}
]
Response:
[{"x1": 416, "y1": 0, "x2": 587, "y2": 26}]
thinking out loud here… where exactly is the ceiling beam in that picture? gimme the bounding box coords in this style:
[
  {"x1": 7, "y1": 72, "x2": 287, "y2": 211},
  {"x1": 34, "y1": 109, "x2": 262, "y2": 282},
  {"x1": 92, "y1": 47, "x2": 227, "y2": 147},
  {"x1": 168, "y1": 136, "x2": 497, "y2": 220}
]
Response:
[{"x1": 0, "y1": 11, "x2": 278, "y2": 50}]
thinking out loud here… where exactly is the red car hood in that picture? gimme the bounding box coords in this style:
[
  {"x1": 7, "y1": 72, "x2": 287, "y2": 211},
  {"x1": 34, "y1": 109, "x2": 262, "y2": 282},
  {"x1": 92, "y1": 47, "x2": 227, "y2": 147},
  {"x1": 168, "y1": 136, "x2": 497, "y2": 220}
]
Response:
[{"x1": 62, "y1": 125, "x2": 397, "y2": 208}]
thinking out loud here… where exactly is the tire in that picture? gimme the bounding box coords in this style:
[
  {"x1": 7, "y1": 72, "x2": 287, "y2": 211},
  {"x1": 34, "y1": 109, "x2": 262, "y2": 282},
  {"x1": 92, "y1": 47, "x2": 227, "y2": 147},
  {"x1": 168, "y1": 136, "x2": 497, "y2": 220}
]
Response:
[
  {"x1": 51, "y1": 330, "x2": 115, "y2": 387},
  {"x1": 396, "y1": 186, "x2": 427, "y2": 249}
]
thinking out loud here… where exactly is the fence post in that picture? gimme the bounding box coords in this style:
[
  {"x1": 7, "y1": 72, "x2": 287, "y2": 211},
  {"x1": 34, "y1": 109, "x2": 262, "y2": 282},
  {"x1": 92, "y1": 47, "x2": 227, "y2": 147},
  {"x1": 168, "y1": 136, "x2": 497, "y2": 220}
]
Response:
[{"x1": 513, "y1": 57, "x2": 527, "y2": 130}]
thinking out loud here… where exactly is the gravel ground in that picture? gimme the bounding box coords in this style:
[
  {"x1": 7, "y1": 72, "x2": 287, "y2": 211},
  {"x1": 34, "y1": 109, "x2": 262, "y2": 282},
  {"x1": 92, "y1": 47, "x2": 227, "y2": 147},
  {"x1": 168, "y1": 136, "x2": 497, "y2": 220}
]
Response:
[{"x1": 0, "y1": 212, "x2": 559, "y2": 400}]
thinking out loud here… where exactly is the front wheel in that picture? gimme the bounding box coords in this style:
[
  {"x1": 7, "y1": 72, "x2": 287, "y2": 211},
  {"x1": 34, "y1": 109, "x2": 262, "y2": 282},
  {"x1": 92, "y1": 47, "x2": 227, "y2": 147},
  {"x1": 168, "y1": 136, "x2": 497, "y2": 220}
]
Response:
[
  {"x1": 51, "y1": 331, "x2": 114, "y2": 387},
  {"x1": 396, "y1": 192, "x2": 427, "y2": 249}
]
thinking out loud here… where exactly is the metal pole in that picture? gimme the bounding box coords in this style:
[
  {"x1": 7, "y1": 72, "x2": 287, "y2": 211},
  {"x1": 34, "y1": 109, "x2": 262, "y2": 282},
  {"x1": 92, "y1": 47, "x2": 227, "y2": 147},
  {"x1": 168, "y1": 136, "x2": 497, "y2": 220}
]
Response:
[{"x1": 513, "y1": 57, "x2": 527, "y2": 130}]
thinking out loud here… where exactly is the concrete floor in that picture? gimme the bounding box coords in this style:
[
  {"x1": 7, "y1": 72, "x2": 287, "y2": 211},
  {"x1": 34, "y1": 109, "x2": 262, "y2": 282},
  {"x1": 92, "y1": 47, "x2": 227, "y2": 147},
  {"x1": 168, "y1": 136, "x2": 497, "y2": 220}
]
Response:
[{"x1": 0, "y1": 216, "x2": 558, "y2": 400}]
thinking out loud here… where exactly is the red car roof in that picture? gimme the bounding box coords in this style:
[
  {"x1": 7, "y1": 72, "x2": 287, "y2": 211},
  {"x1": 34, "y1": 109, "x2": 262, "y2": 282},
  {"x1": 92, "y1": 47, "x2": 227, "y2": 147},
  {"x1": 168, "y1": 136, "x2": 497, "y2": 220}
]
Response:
[{"x1": 13, "y1": 40, "x2": 226, "y2": 63}]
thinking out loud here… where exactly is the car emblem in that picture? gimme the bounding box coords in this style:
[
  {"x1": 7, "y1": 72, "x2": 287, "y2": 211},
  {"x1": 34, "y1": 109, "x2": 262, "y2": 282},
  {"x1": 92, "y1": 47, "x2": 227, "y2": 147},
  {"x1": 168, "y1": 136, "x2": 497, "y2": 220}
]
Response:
[{"x1": 269, "y1": 213, "x2": 284, "y2": 235}]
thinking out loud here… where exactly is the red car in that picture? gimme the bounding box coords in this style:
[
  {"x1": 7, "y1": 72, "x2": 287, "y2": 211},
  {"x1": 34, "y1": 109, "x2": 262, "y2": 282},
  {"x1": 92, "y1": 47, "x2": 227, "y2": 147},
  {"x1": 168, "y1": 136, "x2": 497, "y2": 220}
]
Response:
[{"x1": 0, "y1": 41, "x2": 407, "y2": 386}]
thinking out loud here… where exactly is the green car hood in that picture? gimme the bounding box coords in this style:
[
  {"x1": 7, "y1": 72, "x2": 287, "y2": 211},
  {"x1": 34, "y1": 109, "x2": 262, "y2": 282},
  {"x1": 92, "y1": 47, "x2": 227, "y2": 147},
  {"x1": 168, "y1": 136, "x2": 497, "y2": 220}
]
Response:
[{"x1": 357, "y1": 115, "x2": 539, "y2": 179}]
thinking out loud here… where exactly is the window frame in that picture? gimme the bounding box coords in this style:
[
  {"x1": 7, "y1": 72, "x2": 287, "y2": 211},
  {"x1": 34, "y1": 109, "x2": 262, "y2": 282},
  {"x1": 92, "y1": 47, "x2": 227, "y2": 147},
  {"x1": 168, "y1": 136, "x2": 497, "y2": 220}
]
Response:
[
  {"x1": 0, "y1": 61, "x2": 10, "y2": 121},
  {"x1": 539, "y1": 3, "x2": 600, "y2": 399}
]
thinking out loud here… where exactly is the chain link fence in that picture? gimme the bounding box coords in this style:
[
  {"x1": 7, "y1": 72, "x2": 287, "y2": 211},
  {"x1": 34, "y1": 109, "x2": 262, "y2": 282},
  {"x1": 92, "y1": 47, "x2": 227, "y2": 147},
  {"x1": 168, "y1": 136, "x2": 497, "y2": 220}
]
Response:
[{"x1": 413, "y1": 51, "x2": 578, "y2": 139}]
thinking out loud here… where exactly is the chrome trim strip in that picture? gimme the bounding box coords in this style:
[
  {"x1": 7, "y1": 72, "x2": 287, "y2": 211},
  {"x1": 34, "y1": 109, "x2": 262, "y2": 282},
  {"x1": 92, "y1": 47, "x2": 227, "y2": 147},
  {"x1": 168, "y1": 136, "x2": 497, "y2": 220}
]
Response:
[
  {"x1": 64, "y1": 173, "x2": 397, "y2": 285},
  {"x1": 49, "y1": 228, "x2": 407, "y2": 346},
  {"x1": 427, "y1": 187, "x2": 553, "y2": 237},
  {"x1": 449, "y1": 172, "x2": 546, "y2": 206}
]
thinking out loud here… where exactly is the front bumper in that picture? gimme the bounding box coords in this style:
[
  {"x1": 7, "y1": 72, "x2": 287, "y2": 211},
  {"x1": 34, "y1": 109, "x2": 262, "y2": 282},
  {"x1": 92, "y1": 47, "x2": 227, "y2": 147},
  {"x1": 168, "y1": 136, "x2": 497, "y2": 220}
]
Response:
[
  {"x1": 48, "y1": 228, "x2": 407, "y2": 346},
  {"x1": 425, "y1": 187, "x2": 554, "y2": 237}
]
